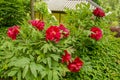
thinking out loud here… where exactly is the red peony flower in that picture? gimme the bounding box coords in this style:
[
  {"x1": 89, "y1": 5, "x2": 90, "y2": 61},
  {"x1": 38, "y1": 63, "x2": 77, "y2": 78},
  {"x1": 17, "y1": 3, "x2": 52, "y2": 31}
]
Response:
[
  {"x1": 67, "y1": 57, "x2": 83, "y2": 72},
  {"x1": 67, "y1": 63, "x2": 79, "y2": 72},
  {"x1": 90, "y1": 27, "x2": 103, "y2": 41},
  {"x1": 29, "y1": 20, "x2": 44, "y2": 31},
  {"x1": 61, "y1": 50, "x2": 71, "y2": 63},
  {"x1": 73, "y1": 57, "x2": 83, "y2": 68},
  {"x1": 93, "y1": 7, "x2": 105, "y2": 17},
  {"x1": 46, "y1": 26, "x2": 61, "y2": 43},
  {"x1": 7, "y1": 25, "x2": 20, "y2": 40},
  {"x1": 59, "y1": 24, "x2": 70, "y2": 38}
]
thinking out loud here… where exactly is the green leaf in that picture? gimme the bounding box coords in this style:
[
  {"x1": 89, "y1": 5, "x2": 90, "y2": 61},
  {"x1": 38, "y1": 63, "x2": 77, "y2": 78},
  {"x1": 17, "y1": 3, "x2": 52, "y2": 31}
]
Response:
[
  {"x1": 8, "y1": 70, "x2": 18, "y2": 76},
  {"x1": 50, "y1": 54, "x2": 60, "y2": 61},
  {"x1": 37, "y1": 56, "x2": 41, "y2": 62},
  {"x1": 48, "y1": 70, "x2": 52, "y2": 80},
  {"x1": 41, "y1": 71, "x2": 47, "y2": 79},
  {"x1": 30, "y1": 62, "x2": 37, "y2": 78},
  {"x1": 24, "y1": 70, "x2": 35, "y2": 80},
  {"x1": 42, "y1": 58, "x2": 47, "y2": 64},
  {"x1": 17, "y1": 70, "x2": 21, "y2": 80},
  {"x1": 22, "y1": 65, "x2": 29, "y2": 78},
  {"x1": 47, "y1": 57, "x2": 51, "y2": 68},
  {"x1": 29, "y1": 55, "x2": 34, "y2": 61},
  {"x1": 53, "y1": 70, "x2": 59, "y2": 80},
  {"x1": 41, "y1": 43, "x2": 51, "y2": 53},
  {"x1": 36, "y1": 64, "x2": 44, "y2": 72},
  {"x1": 8, "y1": 57, "x2": 30, "y2": 68}
]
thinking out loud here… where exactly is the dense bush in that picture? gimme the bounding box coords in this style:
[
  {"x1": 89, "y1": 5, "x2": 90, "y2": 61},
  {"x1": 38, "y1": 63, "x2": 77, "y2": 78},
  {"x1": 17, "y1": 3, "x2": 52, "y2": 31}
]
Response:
[
  {"x1": 0, "y1": 2, "x2": 120, "y2": 80},
  {"x1": 0, "y1": 0, "x2": 29, "y2": 27},
  {"x1": 63, "y1": 3, "x2": 120, "y2": 80},
  {"x1": 98, "y1": 0, "x2": 120, "y2": 26}
]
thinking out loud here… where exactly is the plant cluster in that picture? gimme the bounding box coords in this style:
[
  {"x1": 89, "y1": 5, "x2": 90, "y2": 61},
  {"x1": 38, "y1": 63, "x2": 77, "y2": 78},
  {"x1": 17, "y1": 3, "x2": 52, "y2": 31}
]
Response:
[
  {"x1": 0, "y1": 2, "x2": 120, "y2": 80},
  {"x1": 0, "y1": 0, "x2": 29, "y2": 27},
  {"x1": 0, "y1": 18, "x2": 84, "y2": 80},
  {"x1": 98, "y1": 0, "x2": 120, "y2": 26},
  {"x1": 64, "y1": 3, "x2": 120, "y2": 80}
]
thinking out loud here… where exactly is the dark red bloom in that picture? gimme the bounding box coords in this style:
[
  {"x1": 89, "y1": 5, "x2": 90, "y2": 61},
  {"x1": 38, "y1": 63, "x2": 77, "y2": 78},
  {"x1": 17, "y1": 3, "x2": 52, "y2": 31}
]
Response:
[
  {"x1": 67, "y1": 57, "x2": 83, "y2": 72},
  {"x1": 59, "y1": 24, "x2": 70, "y2": 38},
  {"x1": 90, "y1": 27, "x2": 103, "y2": 41},
  {"x1": 61, "y1": 50, "x2": 71, "y2": 63},
  {"x1": 29, "y1": 20, "x2": 44, "y2": 30},
  {"x1": 7, "y1": 25, "x2": 20, "y2": 40},
  {"x1": 93, "y1": 7, "x2": 105, "y2": 17},
  {"x1": 73, "y1": 57, "x2": 83, "y2": 67},
  {"x1": 46, "y1": 26, "x2": 61, "y2": 43}
]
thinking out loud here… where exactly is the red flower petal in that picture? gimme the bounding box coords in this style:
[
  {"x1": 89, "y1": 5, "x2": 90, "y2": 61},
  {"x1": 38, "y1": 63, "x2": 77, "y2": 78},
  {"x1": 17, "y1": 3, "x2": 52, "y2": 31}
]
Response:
[
  {"x1": 93, "y1": 7, "x2": 105, "y2": 17},
  {"x1": 59, "y1": 24, "x2": 70, "y2": 38},
  {"x1": 73, "y1": 57, "x2": 83, "y2": 67},
  {"x1": 67, "y1": 57, "x2": 83, "y2": 72},
  {"x1": 90, "y1": 27, "x2": 103, "y2": 41},
  {"x1": 46, "y1": 26, "x2": 61, "y2": 43},
  {"x1": 67, "y1": 63, "x2": 79, "y2": 72},
  {"x1": 7, "y1": 25, "x2": 20, "y2": 40},
  {"x1": 29, "y1": 20, "x2": 45, "y2": 31},
  {"x1": 61, "y1": 50, "x2": 71, "y2": 63}
]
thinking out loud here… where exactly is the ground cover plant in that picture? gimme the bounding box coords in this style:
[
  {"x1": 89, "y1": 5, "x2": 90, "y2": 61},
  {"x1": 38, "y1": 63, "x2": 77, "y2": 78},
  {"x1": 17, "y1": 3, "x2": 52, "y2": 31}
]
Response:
[{"x1": 0, "y1": 2, "x2": 120, "y2": 80}]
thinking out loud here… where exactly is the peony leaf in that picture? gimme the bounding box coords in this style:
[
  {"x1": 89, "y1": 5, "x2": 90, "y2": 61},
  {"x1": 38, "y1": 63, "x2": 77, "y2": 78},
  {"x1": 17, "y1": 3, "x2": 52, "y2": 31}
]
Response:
[
  {"x1": 36, "y1": 64, "x2": 44, "y2": 72},
  {"x1": 22, "y1": 65, "x2": 29, "y2": 78},
  {"x1": 41, "y1": 43, "x2": 51, "y2": 53},
  {"x1": 41, "y1": 71, "x2": 47, "y2": 79},
  {"x1": 50, "y1": 54, "x2": 60, "y2": 61},
  {"x1": 47, "y1": 57, "x2": 51, "y2": 68},
  {"x1": 17, "y1": 70, "x2": 22, "y2": 80},
  {"x1": 48, "y1": 70, "x2": 52, "y2": 80},
  {"x1": 30, "y1": 62, "x2": 37, "y2": 78},
  {"x1": 53, "y1": 70, "x2": 59, "y2": 80},
  {"x1": 8, "y1": 70, "x2": 18, "y2": 77},
  {"x1": 8, "y1": 57, "x2": 30, "y2": 68}
]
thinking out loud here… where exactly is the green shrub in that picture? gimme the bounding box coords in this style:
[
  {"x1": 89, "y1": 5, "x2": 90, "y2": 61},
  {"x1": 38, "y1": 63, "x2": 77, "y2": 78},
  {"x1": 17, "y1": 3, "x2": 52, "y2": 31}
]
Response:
[
  {"x1": 0, "y1": 2, "x2": 72, "y2": 79},
  {"x1": 0, "y1": 0, "x2": 28, "y2": 27},
  {"x1": 63, "y1": 3, "x2": 120, "y2": 80},
  {"x1": 0, "y1": 21, "x2": 75, "y2": 80},
  {"x1": 0, "y1": 2, "x2": 120, "y2": 80}
]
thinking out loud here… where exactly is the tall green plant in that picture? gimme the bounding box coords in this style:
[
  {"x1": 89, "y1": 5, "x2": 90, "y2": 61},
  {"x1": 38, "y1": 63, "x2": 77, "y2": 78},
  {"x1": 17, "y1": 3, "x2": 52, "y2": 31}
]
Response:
[
  {"x1": 0, "y1": 0, "x2": 29, "y2": 27},
  {"x1": 99, "y1": 0, "x2": 120, "y2": 26},
  {"x1": 0, "y1": 20, "x2": 74, "y2": 80},
  {"x1": 64, "y1": 3, "x2": 120, "y2": 80},
  {"x1": 0, "y1": 2, "x2": 120, "y2": 80}
]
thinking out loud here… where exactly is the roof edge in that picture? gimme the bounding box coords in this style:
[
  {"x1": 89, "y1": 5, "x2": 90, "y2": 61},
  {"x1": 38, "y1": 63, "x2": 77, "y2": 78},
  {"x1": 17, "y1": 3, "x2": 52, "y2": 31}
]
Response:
[{"x1": 87, "y1": 0, "x2": 102, "y2": 9}]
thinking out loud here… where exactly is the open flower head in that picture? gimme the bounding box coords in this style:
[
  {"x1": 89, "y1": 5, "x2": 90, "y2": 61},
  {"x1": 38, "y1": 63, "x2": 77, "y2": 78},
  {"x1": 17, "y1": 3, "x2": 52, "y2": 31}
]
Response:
[
  {"x1": 29, "y1": 20, "x2": 45, "y2": 31},
  {"x1": 93, "y1": 7, "x2": 105, "y2": 17},
  {"x1": 67, "y1": 57, "x2": 83, "y2": 72},
  {"x1": 90, "y1": 27, "x2": 103, "y2": 41},
  {"x1": 73, "y1": 57, "x2": 83, "y2": 68},
  {"x1": 59, "y1": 24, "x2": 70, "y2": 38},
  {"x1": 61, "y1": 50, "x2": 71, "y2": 63},
  {"x1": 7, "y1": 25, "x2": 20, "y2": 40},
  {"x1": 46, "y1": 26, "x2": 61, "y2": 43}
]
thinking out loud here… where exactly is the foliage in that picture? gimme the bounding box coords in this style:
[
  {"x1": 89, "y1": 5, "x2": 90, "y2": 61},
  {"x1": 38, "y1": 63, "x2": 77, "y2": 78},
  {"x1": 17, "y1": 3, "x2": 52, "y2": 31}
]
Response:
[
  {"x1": 92, "y1": 0, "x2": 101, "y2": 5},
  {"x1": 63, "y1": 3, "x2": 120, "y2": 80},
  {"x1": 0, "y1": 20, "x2": 73, "y2": 80},
  {"x1": 0, "y1": 2, "x2": 120, "y2": 80},
  {"x1": 34, "y1": 1, "x2": 58, "y2": 24},
  {"x1": 98, "y1": 0, "x2": 120, "y2": 26},
  {"x1": 0, "y1": 2, "x2": 75, "y2": 79},
  {"x1": 34, "y1": 1, "x2": 48, "y2": 16},
  {"x1": 0, "y1": 0, "x2": 29, "y2": 27}
]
